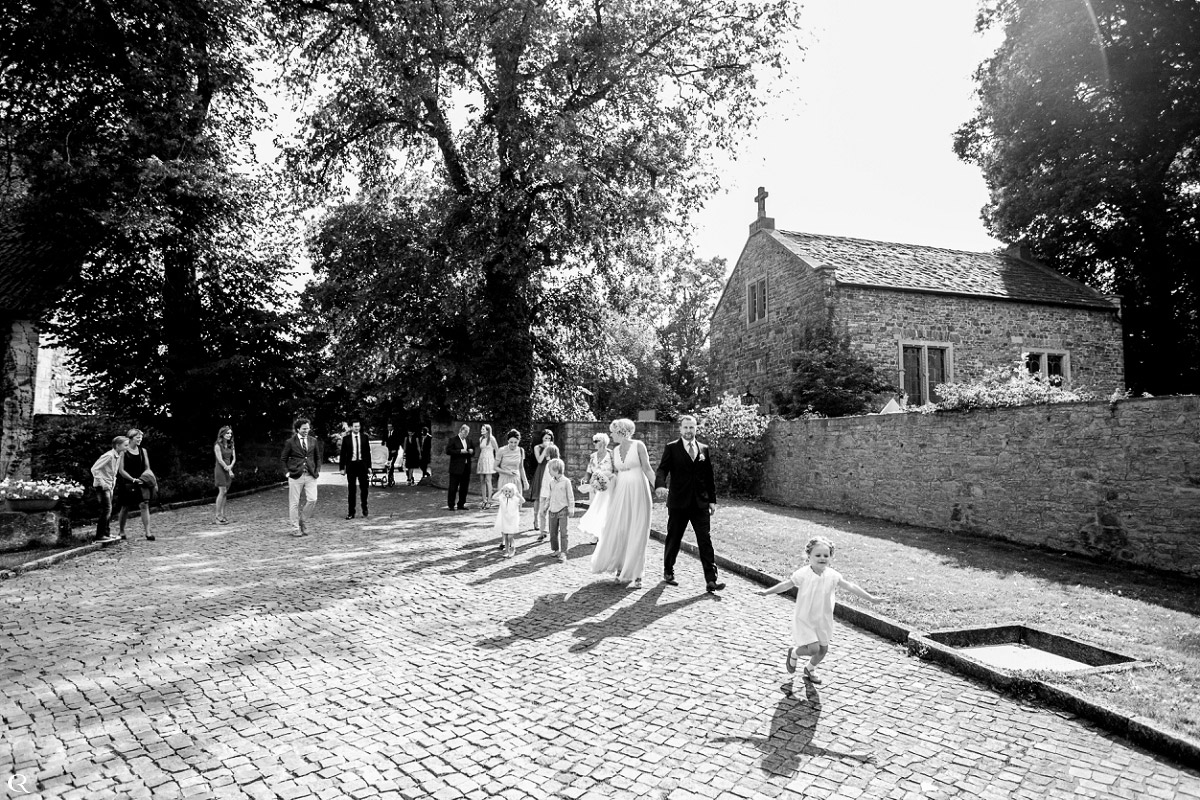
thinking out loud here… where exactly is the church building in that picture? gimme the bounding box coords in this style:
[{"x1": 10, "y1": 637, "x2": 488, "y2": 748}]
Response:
[{"x1": 707, "y1": 190, "x2": 1125, "y2": 409}]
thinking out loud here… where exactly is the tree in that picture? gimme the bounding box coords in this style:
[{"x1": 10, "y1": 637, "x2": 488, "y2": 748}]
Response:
[
  {"x1": 773, "y1": 325, "x2": 895, "y2": 418},
  {"x1": 0, "y1": 0, "x2": 302, "y2": 448},
  {"x1": 267, "y1": 0, "x2": 799, "y2": 432},
  {"x1": 955, "y1": 0, "x2": 1200, "y2": 394},
  {"x1": 654, "y1": 255, "x2": 726, "y2": 411}
]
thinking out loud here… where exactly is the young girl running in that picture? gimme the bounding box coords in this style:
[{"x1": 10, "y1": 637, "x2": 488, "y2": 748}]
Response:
[{"x1": 759, "y1": 535, "x2": 880, "y2": 686}]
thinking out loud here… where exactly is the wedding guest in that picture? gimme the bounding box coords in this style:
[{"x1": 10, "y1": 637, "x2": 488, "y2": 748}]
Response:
[
  {"x1": 90, "y1": 435, "x2": 129, "y2": 542},
  {"x1": 402, "y1": 429, "x2": 421, "y2": 485},
  {"x1": 213, "y1": 425, "x2": 235, "y2": 524},
  {"x1": 419, "y1": 427, "x2": 432, "y2": 483},
  {"x1": 535, "y1": 443, "x2": 560, "y2": 541},
  {"x1": 578, "y1": 432, "x2": 612, "y2": 544},
  {"x1": 476, "y1": 424, "x2": 499, "y2": 509},
  {"x1": 339, "y1": 419, "x2": 371, "y2": 518},
  {"x1": 529, "y1": 429, "x2": 555, "y2": 534},
  {"x1": 116, "y1": 428, "x2": 155, "y2": 541},
  {"x1": 543, "y1": 458, "x2": 576, "y2": 562},
  {"x1": 590, "y1": 418, "x2": 655, "y2": 588},
  {"x1": 445, "y1": 423, "x2": 474, "y2": 510},
  {"x1": 281, "y1": 418, "x2": 321, "y2": 536},
  {"x1": 382, "y1": 422, "x2": 403, "y2": 486},
  {"x1": 493, "y1": 483, "x2": 522, "y2": 558},
  {"x1": 494, "y1": 430, "x2": 529, "y2": 549}
]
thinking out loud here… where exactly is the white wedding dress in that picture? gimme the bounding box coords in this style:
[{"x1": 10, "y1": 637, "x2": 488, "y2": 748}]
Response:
[{"x1": 589, "y1": 440, "x2": 652, "y2": 583}]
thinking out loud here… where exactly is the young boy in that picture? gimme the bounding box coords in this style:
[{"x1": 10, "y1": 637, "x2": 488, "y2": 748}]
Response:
[
  {"x1": 90, "y1": 435, "x2": 130, "y2": 542},
  {"x1": 544, "y1": 458, "x2": 576, "y2": 562}
]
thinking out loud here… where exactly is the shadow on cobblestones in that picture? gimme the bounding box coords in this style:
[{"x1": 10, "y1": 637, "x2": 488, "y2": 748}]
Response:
[
  {"x1": 569, "y1": 583, "x2": 711, "y2": 653},
  {"x1": 712, "y1": 691, "x2": 876, "y2": 777},
  {"x1": 476, "y1": 581, "x2": 628, "y2": 650}
]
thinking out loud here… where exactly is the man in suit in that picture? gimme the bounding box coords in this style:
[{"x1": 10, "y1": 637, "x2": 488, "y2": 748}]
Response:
[
  {"x1": 445, "y1": 424, "x2": 474, "y2": 510},
  {"x1": 382, "y1": 422, "x2": 403, "y2": 486},
  {"x1": 419, "y1": 427, "x2": 432, "y2": 483},
  {"x1": 654, "y1": 414, "x2": 725, "y2": 592},
  {"x1": 281, "y1": 418, "x2": 322, "y2": 536},
  {"x1": 339, "y1": 419, "x2": 371, "y2": 518}
]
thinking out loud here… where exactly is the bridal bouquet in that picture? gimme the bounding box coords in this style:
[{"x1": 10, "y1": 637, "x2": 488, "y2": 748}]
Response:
[{"x1": 588, "y1": 470, "x2": 611, "y2": 493}]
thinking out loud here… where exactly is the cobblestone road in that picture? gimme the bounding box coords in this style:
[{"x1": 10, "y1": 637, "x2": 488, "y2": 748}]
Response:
[{"x1": 2, "y1": 476, "x2": 1198, "y2": 799}]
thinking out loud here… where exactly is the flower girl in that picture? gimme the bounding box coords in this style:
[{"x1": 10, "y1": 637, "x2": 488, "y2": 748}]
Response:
[{"x1": 493, "y1": 483, "x2": 522, "y2": 557}]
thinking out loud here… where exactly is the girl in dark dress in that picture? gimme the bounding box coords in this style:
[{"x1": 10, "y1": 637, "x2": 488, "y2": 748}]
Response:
[
  {"x1": 214, "y1": 425, "x2": 236, "y2": 523},
  {"x1": 117, "y1": 428, "x2": 155, "y2": 541}
]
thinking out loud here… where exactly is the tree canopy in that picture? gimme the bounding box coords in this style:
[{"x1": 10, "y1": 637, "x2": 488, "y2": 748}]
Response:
[
  {"x1": 268, "y1": 0, "x2": 798, "y2": 431},
  {"x1": 955, "y1": 0, "x2": 1200, "y2": 394},
  {"x1": 0, "y1": 0, "x2": 302, "y2": 443}
]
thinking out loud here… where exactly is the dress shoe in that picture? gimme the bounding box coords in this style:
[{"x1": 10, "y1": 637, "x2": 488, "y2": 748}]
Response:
[
  {"x1": 705, "y1": 581, "x2": 726, "y2": 593},
  {"x1": 362, "y1": 511, "x2": 369, "y2": 518},
  {"x1": 145, "y1": 533, "x2": 156, "y2": 541},
  {"x1": 457, "y1": 505, "x2": 467, "y2": 510},
  {"x1": 345, "y1": 513, "x2": 355, "y2": 520},
  {"x1": 447, "y1": 506, "x2": 456, "y2": 511},
  {"x1": 663, "y1": 574, "x2": 678, "y2": 586}
]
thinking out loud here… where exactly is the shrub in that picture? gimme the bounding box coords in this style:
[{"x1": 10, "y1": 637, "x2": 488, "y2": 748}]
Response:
[
  {"x1": 696, "y1": 394, "x2": 772, "y2": 497},
  {"x1": 920, "y1": 357, "x2": 1098, "y2": 412},
  {"x1": 773, "y1": 324, "x2": 895, "y2": 418}
]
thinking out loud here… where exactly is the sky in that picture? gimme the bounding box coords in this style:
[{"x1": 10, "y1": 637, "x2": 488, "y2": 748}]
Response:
[{"x1": 688, "y1": 0, "x2": 1006, "y2": 266}]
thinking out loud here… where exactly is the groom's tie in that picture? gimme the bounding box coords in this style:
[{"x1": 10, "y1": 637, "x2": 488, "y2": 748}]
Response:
[{"x1": 687, "y1": 441, "x2": 696, "y2": 461}]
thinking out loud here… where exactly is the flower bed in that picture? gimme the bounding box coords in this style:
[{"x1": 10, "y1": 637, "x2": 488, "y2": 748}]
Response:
[{"x1": 0, "y1": 478, "x2": 85, "y2": 502}]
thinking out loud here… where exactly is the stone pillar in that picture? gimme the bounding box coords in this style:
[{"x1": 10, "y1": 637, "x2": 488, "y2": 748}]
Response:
[{"x1": 1, "y1": 318, "x2": 38, "y2": 480}]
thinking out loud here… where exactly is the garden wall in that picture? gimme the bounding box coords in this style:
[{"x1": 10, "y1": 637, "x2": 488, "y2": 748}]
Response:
[{"x1": 762, "y1": 396, "x2": 1200, "y2": 578}]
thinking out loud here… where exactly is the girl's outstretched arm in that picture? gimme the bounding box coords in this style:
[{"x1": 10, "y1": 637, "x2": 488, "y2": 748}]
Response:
[
  {"x1": 838, "y1": 577, "x2": 881, "y2": 603},
  {"x1": 759, "y1": 579, "x2": 795, "y2": 596}
]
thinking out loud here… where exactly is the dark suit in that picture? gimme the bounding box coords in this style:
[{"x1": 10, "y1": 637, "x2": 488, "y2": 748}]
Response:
[
  {"x1": 382, "y1": 428, "x2": 403, "y2": 485},
  {"x1": 654, "y1": 438, "x2": 719, "y2": 583},
  {"x1": 445, "y1": 435, "x2": 474, "y2": 509},
  {"x1": 339, "y1": 431, "x2": 371, "y2": 516}
]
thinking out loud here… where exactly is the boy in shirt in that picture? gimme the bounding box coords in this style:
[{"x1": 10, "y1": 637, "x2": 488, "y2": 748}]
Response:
[
  {"x1": 544, "y1": 458, "x2": 576, "y2": 562},
  {"x1": 90, "y1": 436, "x2": 130, "y2": 542}
]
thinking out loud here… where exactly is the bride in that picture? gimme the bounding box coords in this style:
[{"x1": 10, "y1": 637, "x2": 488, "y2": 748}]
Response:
[{"x1": 590, "y1": 418, "x2": 656, "y2": 588}]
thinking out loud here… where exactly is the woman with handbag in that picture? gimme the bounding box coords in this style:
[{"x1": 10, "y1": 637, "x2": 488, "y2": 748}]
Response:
[{"x1": 116, "y1": 428, "x2": 156, "y2": 541}]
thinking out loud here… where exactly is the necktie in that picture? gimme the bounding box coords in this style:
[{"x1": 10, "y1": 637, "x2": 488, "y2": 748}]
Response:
[
  {"x1": 688, "y1": 441, "x2": 696, "y2": 461},
  {"x1": 353, "y1": 435, "x2": 359, "y2": 461},
  {"x1": 301, "y1": 436, "x2": 307, "y2": 451}
]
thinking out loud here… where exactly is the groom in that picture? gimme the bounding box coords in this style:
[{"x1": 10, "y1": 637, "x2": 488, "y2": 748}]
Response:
[{"x1": 654, "y1": 415, "x2": 725, "y2": 592}]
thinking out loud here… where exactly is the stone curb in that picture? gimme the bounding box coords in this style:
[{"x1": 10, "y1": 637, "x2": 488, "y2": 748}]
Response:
[
  {"x1": 0, "y1": 542, "x2": 105, "y2": 580},
  {"x1": 650, "y1": 527, "x2": 1200, "y2": 768}
]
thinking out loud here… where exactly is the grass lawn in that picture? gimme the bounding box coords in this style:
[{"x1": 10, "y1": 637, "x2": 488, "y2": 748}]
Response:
[{"x1": 651, "y1": 498, "x2": 1200, "y2": 743}]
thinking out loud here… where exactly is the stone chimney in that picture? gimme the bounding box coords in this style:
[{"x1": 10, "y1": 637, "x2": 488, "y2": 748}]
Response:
[
  {"x1": 1003, "y1": 241, "x2": 1034, "y2": 261},
  {"x1": 749, "y1": 186, "x2": 775, "y2": 235}
]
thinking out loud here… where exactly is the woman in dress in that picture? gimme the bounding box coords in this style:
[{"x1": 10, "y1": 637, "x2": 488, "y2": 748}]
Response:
[
  {"x1": 213, "y1": 425, "x2": 236, "y2": 523},
  {"x1": 577, "y1": 432, "x2": 613, "y2": 544},
  {"x1": 117, "y1": 428, "x2": 155, "y2": 541},
  {"x1": 590, "y1": 418, "x2": 655, "y2": 587},
  {"x1": 476, "y1": 424, "x2": 499, "y2": 509},
  {"x1": 528, "y1": 429, "x2": 555, "y2": 533}
]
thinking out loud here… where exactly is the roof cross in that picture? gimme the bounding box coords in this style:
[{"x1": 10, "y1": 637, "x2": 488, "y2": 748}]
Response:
[{"x1": 755, "y1": 187, "x2": 769, "y2": 218}]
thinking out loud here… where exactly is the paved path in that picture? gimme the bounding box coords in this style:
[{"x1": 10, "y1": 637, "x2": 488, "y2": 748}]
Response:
[{"x1": 2, "y1": 477, "x2": 1198, "y2": 800}]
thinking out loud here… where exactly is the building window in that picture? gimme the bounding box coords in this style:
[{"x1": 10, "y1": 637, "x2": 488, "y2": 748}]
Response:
[
  {"x1": 1025, "y1": 350, "x2": 1069, "y2": 386},
  {"x1": 746, "y1": 276, "x2": 767, "y2": 324},
  {"x1": 900, "y1": 342, "x2": 952, "y2": 405}
]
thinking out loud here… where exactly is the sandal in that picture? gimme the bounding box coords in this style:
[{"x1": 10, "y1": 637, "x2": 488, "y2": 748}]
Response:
[
  {"x1": 803, "y1": 666, "x2": 822, "y2": 684},
  {"x1": 786, "y1": 648, "x2": 797, "y2": 674}
]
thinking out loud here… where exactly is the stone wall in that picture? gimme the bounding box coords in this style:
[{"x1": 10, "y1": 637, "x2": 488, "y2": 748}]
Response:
[
  {"x1": 837, "y1": 286, "x2": 1125, "y2": 395},
  {"x1": 1, "y1": 318, "x2": 39, "y2": 480},
  {"x1": 761, "y1": 396, "x2": 1200, "y2": 578},
  {"x1": 427, "y1": 420, "x2": 678, "y2": 494}
]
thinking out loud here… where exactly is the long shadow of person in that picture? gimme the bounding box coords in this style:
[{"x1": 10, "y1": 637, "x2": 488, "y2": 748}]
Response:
[
  {"x1": 476, "y1": 581, "x2": 628, "y2": 650},
  {"x1": 463, "y1": 540, "x2": 562, "y2": 586},
  {"x1": 568, "y1": 583, "x2": 711, "y2": 653},
  {"x1": 711, "y1": 689, "x2": 876, "y2": 777},
  {"x1": 394, "y1": 540, "x2": 498, "y2": 576}
]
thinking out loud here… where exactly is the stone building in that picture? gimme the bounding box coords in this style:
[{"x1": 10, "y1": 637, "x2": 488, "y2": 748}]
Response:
[
  {"x1": 708, "y1": 190, "x2": 1125, "y2": 408},
  {"x1": 0, "y1": 220, "x2": 69, "y2": 479}
]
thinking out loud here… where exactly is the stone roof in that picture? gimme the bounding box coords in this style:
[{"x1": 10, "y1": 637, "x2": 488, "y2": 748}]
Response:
[
  {"x1": 769, "y1": 230, "x2": 1118, "y2": 310},
  {"x1": 0, "y1": 218, "x2": 69, "y2": 315}
]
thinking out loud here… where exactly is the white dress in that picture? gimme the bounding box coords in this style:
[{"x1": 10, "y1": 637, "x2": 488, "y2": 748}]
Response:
[
  {"x1": 590, "y1": 440, "x2": 652, "y2": 582},
  {"x1": 578, "y1": 450, "x2": 613, "y2": 543},
  {"x1": 790, "y1": 565, "x2": 842, "y2": 647}
]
